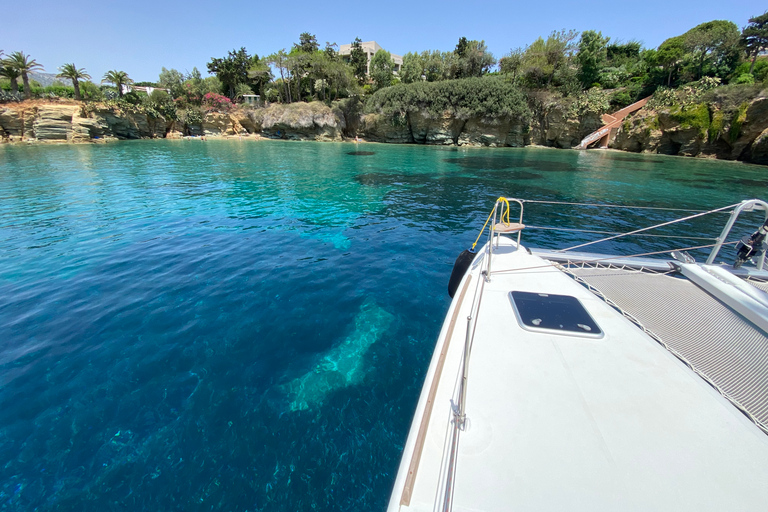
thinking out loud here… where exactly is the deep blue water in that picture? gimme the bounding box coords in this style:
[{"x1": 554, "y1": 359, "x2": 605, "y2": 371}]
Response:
[{"x1": 0, "y1": 140, "x2": 764, "y2": 511}]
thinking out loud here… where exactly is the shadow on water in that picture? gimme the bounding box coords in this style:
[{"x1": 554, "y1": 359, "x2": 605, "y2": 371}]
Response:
[
  {"x1": 355, "y1": 169, "x2": 543, "y2": 189},
  {"x1": 443, "y1": 156, "x2": 579, "y2": 173},
  {"x1": 477, "y1": 170, "x2": 544, "y2": 181},
  {"x1": 347, "y1": 151, "x2": 376, "y2": 156},
  {"x1": 599, "y1": 153, "x2": 668, "y2": 164},
  {"x1": 728, "y1": 177, "x2": 768, "y2": 188},
  {"x1": 663, "y1": 175, "x2": 723, "y2": 190}
]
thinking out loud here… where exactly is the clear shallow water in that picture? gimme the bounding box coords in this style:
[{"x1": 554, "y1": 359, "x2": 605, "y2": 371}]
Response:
[{"x1": 0, "y1": 140, "x2": 764, "y2": 511}]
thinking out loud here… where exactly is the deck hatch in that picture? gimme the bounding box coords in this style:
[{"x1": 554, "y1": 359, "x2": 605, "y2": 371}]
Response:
[{"x1": 509, "y1": 291, "x2": 603, "y2": 338}]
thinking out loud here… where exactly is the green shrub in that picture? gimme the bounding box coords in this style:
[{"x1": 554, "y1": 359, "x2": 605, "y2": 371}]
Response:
[
  {"x1": 647, "y1": 87, "x2": 677, "y2": 108},
  {"x1": 708, "y1": 109, "x2": 724, "y2": 142},
  {"x1": 732, "y1": 73, "x2": 755, "y2": 85},
  {"x1": 122, "y1": 91, "x2": 144, "y2": 105},
  {"x1": 179, "y1": 107, "x2": 203, "y2": 126},
  {"x1": 0, "y1": 90, "x2": 23, "y2": 102},
  {"x1": 610, "y1": 90, "x2": 632, "y2": 109},
  {"x1": 729, "y1": 102, "x2": 749, "y2": 143},
  {"x1": 364, "y1": 77, "x2": 531, "y2": 121},
  {"x1": 44, "y1": 85, "x2": 75, "y2": 98},
  {"x1": 568, "y1": 87, "x2": 611, "y2": 116},
  {"x1": 104, "y1": 98, "x2": 143, "y2": 115},
  {"x1": 731, "y1": 60, "x2": 768, "y2": 83},
  {"x1": 80, "y1": 81, "x2": 103, "y2": 101},
  {"x1": 145, "y1": 89, "x2": 177, "y2": 120},
  {"x1": 669, "y1": 103, "x2": 710, "y2": 138},
  {"x1": 102, "y1": 87, "x2": 119, "y2": 101},
  {"x1": 648, "y1": 77, "x2": 723, "y2": 109},
  {"x1": 702, "y1": 83, "x2": 763, "y2": 112}
]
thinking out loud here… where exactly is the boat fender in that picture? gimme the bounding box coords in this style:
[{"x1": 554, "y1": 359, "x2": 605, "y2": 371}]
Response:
[{"x1": 448, "y1": 249, "x2": 475, "y2": 298}]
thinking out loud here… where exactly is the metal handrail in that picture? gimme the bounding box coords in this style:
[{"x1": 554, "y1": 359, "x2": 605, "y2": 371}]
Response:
[
  {"x1": 706, "y1": 199, "x2": 768, "y2": 269},
  {"x1": 487, "y1": 198, "x2": 525, "y2": 280}
]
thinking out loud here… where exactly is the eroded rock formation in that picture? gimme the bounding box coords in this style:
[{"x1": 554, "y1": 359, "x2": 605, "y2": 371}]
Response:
[
  {"x1": 2, "y1": 94, "x2": 768, "y2": 166},
  {"x1": 612, "y1": 95, "x2": 768, "y2": 165}
]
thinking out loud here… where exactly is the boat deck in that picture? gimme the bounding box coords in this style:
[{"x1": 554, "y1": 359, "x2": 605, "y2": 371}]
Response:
[{"x1": 390, "y1": 236, "x2": 768, "y2": 512}]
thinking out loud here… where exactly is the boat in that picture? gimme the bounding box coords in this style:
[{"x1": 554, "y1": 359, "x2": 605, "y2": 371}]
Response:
[{"x1": 388, "y1": 198, "x2": 768, "y2": 512}]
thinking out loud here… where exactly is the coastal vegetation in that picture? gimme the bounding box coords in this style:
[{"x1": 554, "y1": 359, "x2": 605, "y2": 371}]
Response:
[
  {"x1": 1, "y1": 51, "x2": 43, "y2": 100},
  {"x1": 2, "y1": 11, "x2": 764, "y2": 109},
  {"x1": 102, "y1": 70, "x2": 133, "y2": 98},
  {"x1": 365, "y1": 77, "x2": 530, "y2": 122},
  {"x1": 1, "y1": 14, "x2": 764, "y2": 111},
  {"x1": 2, "y1": 11, "x2": 768, "y2": 164},
  {"x1": 57, "y1": 64, "x2": 90, "y2": 101}
]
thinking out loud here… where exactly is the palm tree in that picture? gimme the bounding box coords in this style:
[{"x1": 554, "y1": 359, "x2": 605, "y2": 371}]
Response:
[
  {"x1": 3, "y1": 51, "x2": 44, "y2": 100},
  {"x1": 0, "y1": 64, "x2": 20, "y2": 93},
  {"x1": 102, "y1": 70, "x2": 133, "y2": 98},
  {"x1": 57, "y1": 63, "x2": 91, "y2": 101}
]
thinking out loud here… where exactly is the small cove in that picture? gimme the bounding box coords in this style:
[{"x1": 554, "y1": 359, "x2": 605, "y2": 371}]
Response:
[{"x1": 0, "y1": 140, "x2": 763, "y2": 511}]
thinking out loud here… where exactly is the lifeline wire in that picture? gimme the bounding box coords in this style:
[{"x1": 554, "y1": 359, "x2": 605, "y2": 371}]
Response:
[
  {"x1": 525, "y1": 225, "x2": 717, "y2": 241},
  {"x1": 521, "y1": 199, "x2": 732, "y2": 213},
  {"x1": 557, "y1": 203, "x2": 740, "y2": 252}
]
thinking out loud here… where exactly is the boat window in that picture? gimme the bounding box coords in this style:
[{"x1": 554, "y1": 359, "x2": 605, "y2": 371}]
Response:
[{"x1": 509, "y1": 291, "x2": 603, "y2": 338}]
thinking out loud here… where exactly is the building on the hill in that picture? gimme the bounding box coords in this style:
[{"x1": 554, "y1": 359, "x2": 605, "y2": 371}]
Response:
[{"x1": 338, "y1": 41, "x2": 403, "y2": 76}]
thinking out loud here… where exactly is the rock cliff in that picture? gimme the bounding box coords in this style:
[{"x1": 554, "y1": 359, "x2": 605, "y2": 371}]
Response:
[
  {"x1": 252, "y1": 102, "x2": 344, "y2": 141},
  {"x1": 2, "y1": 92, "x2": 768, "y2": 166},
  {"x1": 0, "y1": 102, "x2": 167, "y2": 142},
  {"x1": 612, "y1": 94, "x2": 768, "y2": 165},
  {"x1": 359, "y1": 111, "x2": 530, "y2": 147}
]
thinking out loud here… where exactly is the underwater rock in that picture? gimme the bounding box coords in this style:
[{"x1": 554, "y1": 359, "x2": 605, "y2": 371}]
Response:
[{"x1": 283, "y1": 298, "x2": 394, "y2": 411}]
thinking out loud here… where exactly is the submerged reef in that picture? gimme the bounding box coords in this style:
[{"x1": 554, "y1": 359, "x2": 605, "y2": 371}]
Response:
[{"x1": 283, "y1": 299, "x2": 394, "y2": 411}]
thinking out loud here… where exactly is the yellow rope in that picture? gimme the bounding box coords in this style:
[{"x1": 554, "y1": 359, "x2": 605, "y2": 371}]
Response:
[{"x1": 471, "y1": 197, "x2": 510, "y2": 251}]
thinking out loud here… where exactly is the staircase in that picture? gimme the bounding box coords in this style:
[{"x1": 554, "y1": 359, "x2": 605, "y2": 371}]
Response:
[{"x1": 575, "y1": 96, "x2": 650, "y2": 150}]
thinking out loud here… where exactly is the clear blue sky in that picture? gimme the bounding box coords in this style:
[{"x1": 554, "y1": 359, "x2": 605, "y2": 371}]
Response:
[{"x1": 3, "y1": 0, "x2": 765, "y2": 83}]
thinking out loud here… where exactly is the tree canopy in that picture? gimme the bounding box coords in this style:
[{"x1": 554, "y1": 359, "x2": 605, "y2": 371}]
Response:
[
  {"x1": 102, "y1": 70, "x2": 133, "y2": 97},
  {"x1": 452, "y1": 38, "x2": 496, "y2": 78},
  {"x1": 370, "y1": 50, "x2": 395, "y2": 91},
  {"x1": 158, "y1": 68, "x2": 186, "y2": 99},
  {"x1": 743, "y1": 11, "x2": 768, "y2": 74},
  {"x1": 207, "y1": 47, "x2": 262, "y2": 99},
  {"x1": 681, "y1": 20, "x2": 741, "y2": 80},
  {"x1": 577, "y1": 31, "x2": 609, "y2": 88},
  {"x1": 57, "y1": 63, "x2": 90, "y2": 101},
  {"x1": 366, "y1": 76, "x2": 530, "y2": 121},
  {"x1": 655, "y1": 36, "x2": 686, "y2": 85},
  {"x1": 349, "y1": 38, "x2": 368, "y2": 84},
  {"x1": 294, "y1": 33, "x2": 319, "y2": 54},
  {"x1": 2, "y1": 51, "x2": 44, "y2": 99},
  {"x1": 502, "y1": 30, "x2": 578, "y2": 88}
]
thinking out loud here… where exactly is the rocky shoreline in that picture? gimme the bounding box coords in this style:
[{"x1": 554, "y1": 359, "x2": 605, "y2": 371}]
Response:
[{"x1": 2, "y1": 97, "x2": 767, "y2": 165}]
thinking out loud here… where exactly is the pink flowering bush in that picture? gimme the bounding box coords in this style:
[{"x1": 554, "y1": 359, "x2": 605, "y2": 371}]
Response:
[{"x1": 202, "y1": 92, "x2": 233, "y2": 112}]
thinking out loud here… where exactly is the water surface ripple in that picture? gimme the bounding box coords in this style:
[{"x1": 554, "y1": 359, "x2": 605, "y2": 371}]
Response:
[{"x1": 0, "y1": 140, "x2": 762, "y2": 511}]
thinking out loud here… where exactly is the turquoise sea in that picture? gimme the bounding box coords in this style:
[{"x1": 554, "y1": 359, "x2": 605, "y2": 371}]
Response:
[{"x1": 0, "y1": 140, "x2": 764, "y2": 511}]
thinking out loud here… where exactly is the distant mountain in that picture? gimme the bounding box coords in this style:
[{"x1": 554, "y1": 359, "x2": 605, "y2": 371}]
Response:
[{"x1": 29, "y1": 71, "x2": 73, "y2": 88}]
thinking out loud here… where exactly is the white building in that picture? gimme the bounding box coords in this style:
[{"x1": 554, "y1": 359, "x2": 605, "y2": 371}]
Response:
[{"x1": 338, "y1": 41, "x2": 403, "y2": 76}]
